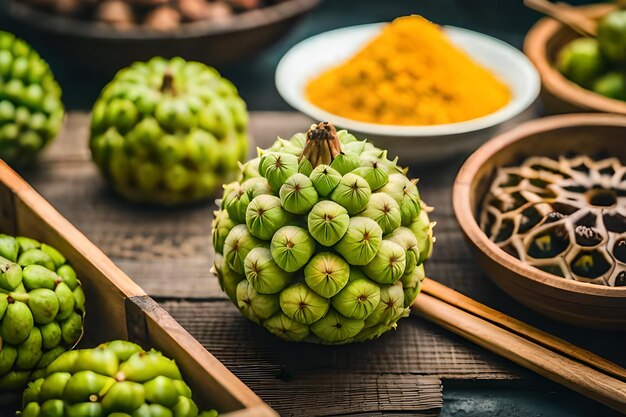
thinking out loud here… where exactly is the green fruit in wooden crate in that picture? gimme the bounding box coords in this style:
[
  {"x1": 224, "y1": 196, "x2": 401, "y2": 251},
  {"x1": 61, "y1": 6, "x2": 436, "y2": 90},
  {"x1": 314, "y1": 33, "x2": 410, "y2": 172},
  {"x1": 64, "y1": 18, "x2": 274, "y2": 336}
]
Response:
[
  {"x1": 0, "y1": 234, "x2": 85, "y2": 390},
  {"x1": 0, "y1": 31, "x2": 64, "y2": 167},
  {"x1": 212, "y1": 122, "x2": 435, "y2": 344},
  {"x1": 19, "y1": 340, "x2": 219, "y2": 417},
  {"x1": 89, "y1": 56, "x2": 249, "y2": 205}
]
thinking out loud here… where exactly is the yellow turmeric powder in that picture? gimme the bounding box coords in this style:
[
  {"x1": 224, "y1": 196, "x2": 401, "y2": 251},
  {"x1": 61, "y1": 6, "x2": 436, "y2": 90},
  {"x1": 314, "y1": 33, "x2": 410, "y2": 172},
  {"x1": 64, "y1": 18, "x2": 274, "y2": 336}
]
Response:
[{"x1": 306, "y1": 16, "x2": 511, "y2": 126}]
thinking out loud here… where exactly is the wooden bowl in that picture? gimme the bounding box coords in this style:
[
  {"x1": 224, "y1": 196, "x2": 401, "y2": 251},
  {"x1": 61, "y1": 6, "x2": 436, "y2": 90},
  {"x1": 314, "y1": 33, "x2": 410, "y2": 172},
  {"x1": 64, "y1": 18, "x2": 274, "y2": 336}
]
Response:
[
  {"x1": 524, "y1": 3, "x2": 626, "y2": 116},
  {"x1": 453, "y1": 113, "x2": 626, "y2": 330},
  {"x1": 6, "y1": 0, "x2": 319, "y2": 74}
]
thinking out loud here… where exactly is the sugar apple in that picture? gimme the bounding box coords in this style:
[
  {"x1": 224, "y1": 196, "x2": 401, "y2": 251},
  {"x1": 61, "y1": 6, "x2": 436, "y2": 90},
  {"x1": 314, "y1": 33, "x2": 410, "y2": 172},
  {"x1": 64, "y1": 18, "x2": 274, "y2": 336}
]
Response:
[
  {"x1": 0, "y1": 31, "x2": 64, "y2": 167},
  {"x1": 0, "y1": 234, "x2": 85, "y2": 390},
  {"x1": 19, "y1": 340, "x2": 219, "y2": 417},
  {"x1": 89, "y1": 56, "x2": 249, "y2": 205},
  {"x1": 211, "y1": 122, "x2": 435, "y2": 344}
]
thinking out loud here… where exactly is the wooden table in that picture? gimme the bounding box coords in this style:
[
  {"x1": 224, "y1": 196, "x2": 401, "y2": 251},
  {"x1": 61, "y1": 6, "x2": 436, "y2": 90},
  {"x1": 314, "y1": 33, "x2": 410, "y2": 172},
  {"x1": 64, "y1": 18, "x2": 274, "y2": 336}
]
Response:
[{"x1": 16, "y1": 112, "x2": 626, "y2": 416}]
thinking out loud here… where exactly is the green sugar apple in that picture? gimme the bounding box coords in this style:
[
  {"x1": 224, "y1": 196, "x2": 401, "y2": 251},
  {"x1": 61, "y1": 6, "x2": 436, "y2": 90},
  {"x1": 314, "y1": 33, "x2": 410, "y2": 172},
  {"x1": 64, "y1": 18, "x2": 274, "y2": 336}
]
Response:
[
  {"x1": 0, "y1": 234, "x2": 85, "y2": 390},
  {"x1": 90, "y1": 56, "x2": 249, "y2": 205},
  {"x1": 0, "y1": 31, "x2": 64, "y2": 167},
  {"x1": 19, "y1": 340, "x2": 219, "y2": 417},
  {"x1": 212, "y1": 122, "x2": 435, "y2": 344}
]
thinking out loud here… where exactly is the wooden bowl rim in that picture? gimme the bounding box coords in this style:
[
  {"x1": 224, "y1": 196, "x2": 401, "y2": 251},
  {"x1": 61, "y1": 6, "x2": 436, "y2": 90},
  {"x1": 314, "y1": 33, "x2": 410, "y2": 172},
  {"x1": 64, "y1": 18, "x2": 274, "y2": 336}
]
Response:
[
  {"x1": 523, "y1": 3, "x2": 626, "y2": 115},
  {"x1": 453, "y1": 113, "x2": 626, "y2": 298},
  {"x1": 7, "y1": 0, "x2": 320, "y2": 40}
]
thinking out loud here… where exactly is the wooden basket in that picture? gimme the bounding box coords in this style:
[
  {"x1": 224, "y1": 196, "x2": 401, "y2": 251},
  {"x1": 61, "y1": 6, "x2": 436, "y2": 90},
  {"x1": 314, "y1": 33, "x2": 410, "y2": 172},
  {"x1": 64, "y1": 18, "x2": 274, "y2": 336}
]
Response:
[{"x1": 0, "y1": 160, "x2": 277, "y2": 417}]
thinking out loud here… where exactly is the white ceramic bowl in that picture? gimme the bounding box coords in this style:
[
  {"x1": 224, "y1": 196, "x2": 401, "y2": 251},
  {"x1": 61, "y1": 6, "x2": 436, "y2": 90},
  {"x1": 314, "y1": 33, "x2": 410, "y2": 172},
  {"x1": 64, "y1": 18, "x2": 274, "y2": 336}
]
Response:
[{"x1": 276, "y1": 23, "x2": 541, "y2": 163}]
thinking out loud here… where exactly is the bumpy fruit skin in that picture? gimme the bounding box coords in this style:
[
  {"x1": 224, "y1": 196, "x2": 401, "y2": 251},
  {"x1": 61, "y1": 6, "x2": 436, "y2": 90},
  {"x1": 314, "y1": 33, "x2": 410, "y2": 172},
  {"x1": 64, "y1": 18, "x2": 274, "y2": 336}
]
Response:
[
  {"x1": 212, "y1": 123, "x2": 435, "y2": 344},
  {"x1": 19, "y1": 340, "x2": 219, "y2": 417},
  {"x1": 0, "y1": 31, "x2": 64, "y2": 167},
  {"x1": 89, "y1": 56, "x2": 249, "y2": 205},
  {"x1": 0, "y1": 234, "x2": 85, "y2": 390}
]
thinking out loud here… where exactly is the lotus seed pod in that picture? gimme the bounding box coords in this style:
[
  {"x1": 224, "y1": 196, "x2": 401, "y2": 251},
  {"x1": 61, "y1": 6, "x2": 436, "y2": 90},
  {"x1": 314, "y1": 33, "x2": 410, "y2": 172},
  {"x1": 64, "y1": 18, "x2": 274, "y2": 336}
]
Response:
[
  {"x1": 236, "y1": 280, "x2": 280, "y2": 324},
  {"x1": 270, "y1": 226, "x2": 315, "y2": 272},
  {"x1": 211, "y1": 122, "x2": 434, "y2": 344},
  {"x1": 304, "y1": 252, "x2": 350, "y2": 298},
  {"x1": 363, "y1": 240, "x2": 407, "y2": 284},
  {"x1": 0, "y1": 31, "x2": 64, "y2": 167},
  {"x1": 479, "y1": 154, "x2": 626, "y2": 286},
  {"x1": 244, "y1": 247, "x2": 292, "y2": 294},
  {"x1": 245, "y1": 195, "x2": 289, "y2": 240},
  {"x1": 279, "y1": 283, "x2": 330, "y2": 325},
  {"x1": 0, "y1": 235, "x2": 85, "y2": 389},
  {"x1": 330, "y1": 173, "x2": 371, "y2": 215},
  {"x1": 20, "y1": 341, "x2": 218, "y2": 416},
  {"x1": 335, "y1": 217, "x2": 383, "y2": 266},
  {"x1": 279, "y1": 173, "x2": 319, "y2": 214},
  {"x1": 309, "y1": 165, "x2": 342, "y2": 197},
  {"x1": 360, "y1": 193, "x2": 402, "y2": 235},
  {"x1": 307, "y1": 200, "x2": 350, "y2": 246}
]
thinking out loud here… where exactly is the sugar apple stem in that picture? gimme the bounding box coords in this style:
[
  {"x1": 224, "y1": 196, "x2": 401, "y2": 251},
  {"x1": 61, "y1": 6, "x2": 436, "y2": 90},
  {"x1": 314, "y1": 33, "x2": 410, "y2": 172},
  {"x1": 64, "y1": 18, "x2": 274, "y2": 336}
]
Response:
[
  {"x1": 301, "y1": 122, "x2": 343, "y2": 167},
  {"x1": 161, "y1": 70, "x2": 177, "y2": 95}
]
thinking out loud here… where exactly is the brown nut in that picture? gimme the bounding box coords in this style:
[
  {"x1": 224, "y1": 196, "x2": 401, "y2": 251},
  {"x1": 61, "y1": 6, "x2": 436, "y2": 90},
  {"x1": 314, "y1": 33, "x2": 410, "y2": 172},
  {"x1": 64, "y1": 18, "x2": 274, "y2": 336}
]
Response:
[
  {"x1": 179, "y1": 0, "x2": 212, "y2": 21},
  {"x1": 206, "y1": 1, "x2": 233, "y2": 21},
  {"x1": 95, "y1": 0, "x2": 135, "y2": 28},
  {"x1": 144, "y1": 5, "x2": 181, "y2": 30}
]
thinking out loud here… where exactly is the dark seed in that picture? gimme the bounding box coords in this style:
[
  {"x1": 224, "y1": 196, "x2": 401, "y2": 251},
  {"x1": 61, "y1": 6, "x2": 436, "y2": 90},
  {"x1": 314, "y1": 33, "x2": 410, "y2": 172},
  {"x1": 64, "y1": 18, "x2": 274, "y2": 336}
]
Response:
[
  {"x1": 603, "y1": 212, "x2": 626, "y2": 233},
  {"x1": 574, "y1": 225, "x2": 603, "y2": 247},
  {"x1": 527, "y1": 225, "x2": 569, "y2": 259},
  {"x1": 544, "y1": 211, "x2": 566, "y2": 224},
  {"x1": 615, "y1": 271, "x2": 626, "y2": 287},
  {"x1": 613, "y1": 239, "x2": 626, "y2": 264}
]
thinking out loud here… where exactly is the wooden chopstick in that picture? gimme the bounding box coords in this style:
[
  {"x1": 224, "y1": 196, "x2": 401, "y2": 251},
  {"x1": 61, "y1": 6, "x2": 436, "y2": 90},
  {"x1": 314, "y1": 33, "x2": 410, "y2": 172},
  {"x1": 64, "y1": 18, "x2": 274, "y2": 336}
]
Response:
[
  {"x1": 411, "y1": 292, "x2": 626, "y2": 413},
  {"x1": 420, "y1": 278, "x2": 626, "y2": 382},
  {"x1": 524, "y1": 0, "x2": 597, "y2": 37}
]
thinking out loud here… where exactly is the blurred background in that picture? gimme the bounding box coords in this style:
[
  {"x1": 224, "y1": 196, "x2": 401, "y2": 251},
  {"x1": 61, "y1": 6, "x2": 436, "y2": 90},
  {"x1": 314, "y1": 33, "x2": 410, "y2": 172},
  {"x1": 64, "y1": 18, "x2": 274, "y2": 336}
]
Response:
[{"x1": 0, "y1": 0, "x2": 603, "y2": 111}]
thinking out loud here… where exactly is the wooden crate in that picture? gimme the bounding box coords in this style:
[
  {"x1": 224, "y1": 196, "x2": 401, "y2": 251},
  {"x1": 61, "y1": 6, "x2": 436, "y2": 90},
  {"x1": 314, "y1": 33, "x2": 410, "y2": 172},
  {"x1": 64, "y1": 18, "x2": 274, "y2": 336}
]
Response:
[{"x1": 0, "y1": 160, "x2": 277, "y2": 417}]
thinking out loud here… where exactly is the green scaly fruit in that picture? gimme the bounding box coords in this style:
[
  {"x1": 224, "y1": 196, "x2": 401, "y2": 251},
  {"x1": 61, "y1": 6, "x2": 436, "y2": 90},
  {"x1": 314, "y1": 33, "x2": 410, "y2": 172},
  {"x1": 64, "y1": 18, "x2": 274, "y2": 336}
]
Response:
[
  {"x1": 0, "y1": 31, "x2": 64, "y2": 167},
  {"x1": 89, "y1": 56, "x2": 249, "y2": 205},
  {"x1": 211, "y1": 122, "x2": 435, "y2": 344},
  {"x1": 0, "y1": 234, "x2": 85, "y2": 390},
  {"x1": 19, "y1": 341, "x2": 219, "y2": 417}
]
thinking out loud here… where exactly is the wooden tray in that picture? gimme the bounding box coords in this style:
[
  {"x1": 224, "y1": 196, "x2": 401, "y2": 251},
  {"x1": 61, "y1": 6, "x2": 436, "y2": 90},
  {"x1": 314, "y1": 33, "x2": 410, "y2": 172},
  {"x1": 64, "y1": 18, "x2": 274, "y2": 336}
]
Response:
[{"x1": 0, "y1": 160, "x2": 277, "y2": 417}]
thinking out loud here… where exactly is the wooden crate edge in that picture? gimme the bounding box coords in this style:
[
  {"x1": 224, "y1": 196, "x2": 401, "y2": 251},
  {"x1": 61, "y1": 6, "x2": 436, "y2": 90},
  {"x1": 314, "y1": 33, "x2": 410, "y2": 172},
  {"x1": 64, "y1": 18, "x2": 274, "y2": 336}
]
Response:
[
  {"x1": 0, "y1": 162, "x2": 146, "y2": 298},
  {"x1": 128, "y1": 296, "x2": 277, "y2": 416}
]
